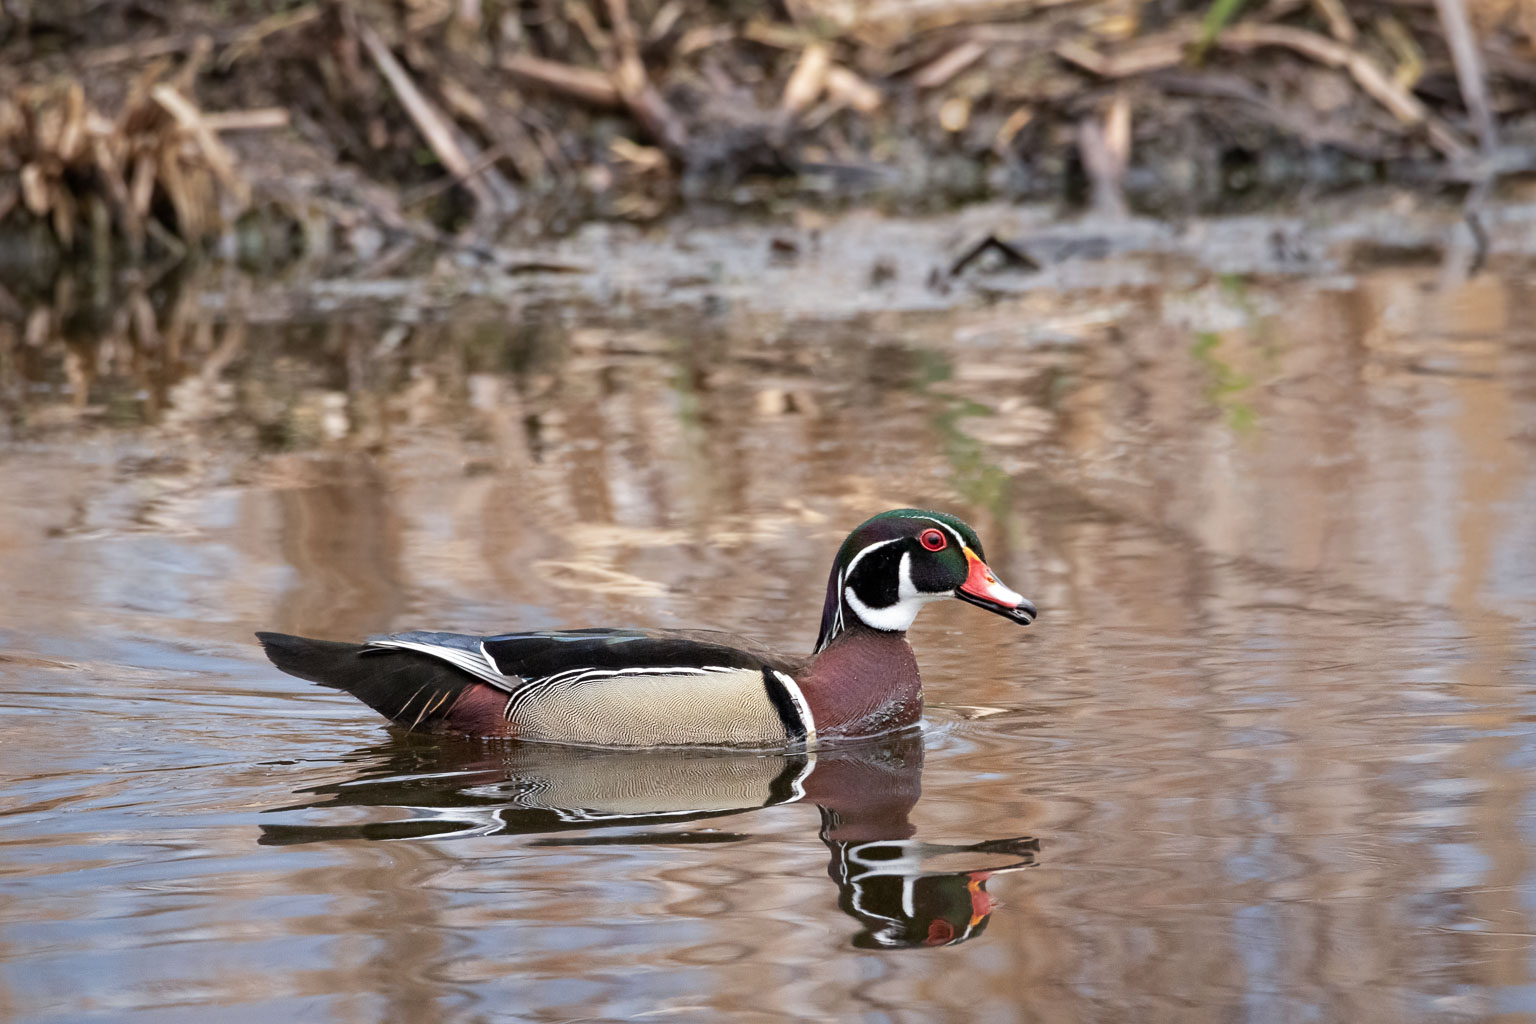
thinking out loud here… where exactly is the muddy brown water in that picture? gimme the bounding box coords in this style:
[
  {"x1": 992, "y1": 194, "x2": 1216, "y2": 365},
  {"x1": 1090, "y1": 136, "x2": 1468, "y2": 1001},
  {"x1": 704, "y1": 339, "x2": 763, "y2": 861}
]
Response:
[{"x1": 2, "y1": 205, "x2": 1536, "y2": 1022}]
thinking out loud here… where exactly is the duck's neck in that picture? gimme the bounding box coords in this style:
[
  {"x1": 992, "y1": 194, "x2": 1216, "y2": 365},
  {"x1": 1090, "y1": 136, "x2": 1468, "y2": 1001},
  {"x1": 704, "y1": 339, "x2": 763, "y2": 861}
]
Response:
[{"x1": 800, "y1": 624, "x2": 922, "y2": 739}]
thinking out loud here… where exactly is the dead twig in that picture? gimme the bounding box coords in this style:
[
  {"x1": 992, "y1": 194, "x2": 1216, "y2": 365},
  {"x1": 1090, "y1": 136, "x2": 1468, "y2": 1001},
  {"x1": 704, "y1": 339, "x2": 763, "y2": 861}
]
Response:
[
  {"x1": 1078, "y1": 94, "x2": 1130, "y2": 217},
  {"x1": 826, "y1": 66, "x2": 882, "y2": 114},
  {"x1": 1310, "y1": 0, "x2": 1356, "y2": 43},
  {"x1": 913, "y1": 40, "x2": 989, "y2": 89},
  {"x1": 852, "y1": 0, "x2": 1082, "y2": 42},
  {"x1": 200, "y1": 108, "x2": 290, "y2": 132},
  {"x1": 1055, "y1": 32, "x2": 1189, "y2": 78},
  {"x1": 438, "y1": 72, "x2": 548, "y2": 185},
  {"x1": 1433, "y1": 0, "x2": 1500, "y2": 158},
  {"x1": 218, "y1": 4, "x2": 322, "y2": 68},
  {"x1": 501, "y1": 53, "x2": 623, "y2": 108},
  {"x1": 603, "y1": 0, "x2": 689, "y2": 157},
  {"x1": 357, "y1": 20, "x2": 507, "y2": 215}
]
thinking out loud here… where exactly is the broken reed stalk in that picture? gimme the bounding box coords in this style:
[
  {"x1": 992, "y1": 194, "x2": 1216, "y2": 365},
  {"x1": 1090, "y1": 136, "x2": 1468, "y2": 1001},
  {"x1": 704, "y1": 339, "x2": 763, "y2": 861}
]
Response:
[
  {"x1": 1433, "y1": 0, "x2": 1500, "y2": 158},
  {"x1": 150, "y1": 84, "x2": 251, "y2": 207},
  {"x1": 501, "y1": 54, "x2": 623, "y2": 107},
  {"x1": 356, "y1": 20, "x2": 509, "y2": 216}
]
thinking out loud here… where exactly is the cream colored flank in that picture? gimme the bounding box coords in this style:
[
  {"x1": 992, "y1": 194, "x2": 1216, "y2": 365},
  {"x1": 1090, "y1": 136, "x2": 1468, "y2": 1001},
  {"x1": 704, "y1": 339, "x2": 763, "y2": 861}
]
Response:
[{"x1": 511, "y1": 667, "x2": 792, "y2": 747}]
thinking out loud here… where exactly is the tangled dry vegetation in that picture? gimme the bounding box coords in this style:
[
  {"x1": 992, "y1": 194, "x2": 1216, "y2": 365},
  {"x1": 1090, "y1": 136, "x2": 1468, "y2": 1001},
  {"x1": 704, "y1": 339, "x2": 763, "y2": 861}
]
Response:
[{"x1": 0, "y1": 0, "x2": 1532, "y2": 267}]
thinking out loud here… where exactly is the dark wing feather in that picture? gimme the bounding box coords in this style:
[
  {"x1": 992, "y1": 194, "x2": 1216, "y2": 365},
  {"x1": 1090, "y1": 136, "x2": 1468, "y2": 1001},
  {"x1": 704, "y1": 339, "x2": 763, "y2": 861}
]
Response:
[
  {"x1": 478, "y1": 627, "x2": 803, "y2": 679},
  {"x1": 257, "y1": 632, "x2": 503, "y2": 733}
]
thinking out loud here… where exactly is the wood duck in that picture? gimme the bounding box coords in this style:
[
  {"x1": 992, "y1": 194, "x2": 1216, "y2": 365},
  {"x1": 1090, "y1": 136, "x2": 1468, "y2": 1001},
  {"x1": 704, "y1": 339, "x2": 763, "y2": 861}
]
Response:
[{"x1": 258, "y1": 508, "x2": 1036, "y2": 747}]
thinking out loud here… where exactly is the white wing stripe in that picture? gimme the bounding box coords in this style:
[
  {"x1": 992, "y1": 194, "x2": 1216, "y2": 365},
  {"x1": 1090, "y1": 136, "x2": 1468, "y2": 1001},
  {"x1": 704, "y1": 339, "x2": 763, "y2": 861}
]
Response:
[
  {"x1": 367, "y1": 638, "x2": 511, "y2": 689},
  {"x1": 773, "y1": 671, "x2": 818, "y2": 748},
  {"x1": 371, "y1": 638, "x2": 759, "y2": 728}
]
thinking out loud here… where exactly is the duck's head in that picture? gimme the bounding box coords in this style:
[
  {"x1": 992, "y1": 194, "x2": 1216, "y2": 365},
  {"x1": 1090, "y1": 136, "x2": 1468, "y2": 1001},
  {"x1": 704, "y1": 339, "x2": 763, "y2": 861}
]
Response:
[{"x1": 815, "y1": 509, "x2": 1036, "y2": 652}]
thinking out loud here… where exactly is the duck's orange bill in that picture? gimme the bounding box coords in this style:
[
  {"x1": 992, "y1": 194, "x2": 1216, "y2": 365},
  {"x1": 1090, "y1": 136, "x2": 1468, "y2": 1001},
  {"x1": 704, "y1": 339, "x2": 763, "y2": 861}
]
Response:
[{"x1": 956, "y1": 547, "x2": 1037, "y2": 624}]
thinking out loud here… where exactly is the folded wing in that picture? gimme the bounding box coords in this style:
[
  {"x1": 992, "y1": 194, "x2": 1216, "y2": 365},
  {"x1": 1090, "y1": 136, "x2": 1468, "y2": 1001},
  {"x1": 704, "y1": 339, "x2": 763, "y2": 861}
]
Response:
[{"x1": 362, "y1": 628, "x2": 814, "y2": 746}]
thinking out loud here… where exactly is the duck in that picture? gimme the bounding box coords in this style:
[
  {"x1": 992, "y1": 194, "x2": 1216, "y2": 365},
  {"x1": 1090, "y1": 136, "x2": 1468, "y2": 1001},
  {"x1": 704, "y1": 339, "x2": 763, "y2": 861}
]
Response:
[{"x1": 257, "y1": 508, "x2": 1036, "y2": 747}]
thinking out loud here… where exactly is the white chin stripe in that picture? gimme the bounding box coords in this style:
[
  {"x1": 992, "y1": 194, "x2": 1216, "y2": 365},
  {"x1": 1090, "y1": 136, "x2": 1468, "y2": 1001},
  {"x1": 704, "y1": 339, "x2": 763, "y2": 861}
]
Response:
[
  {"x1": 844, "y1": 550, "x2": 949, "y2": 632},
  {"x1": 844, "y1": 589, "x2": 948, "y2": 631}
]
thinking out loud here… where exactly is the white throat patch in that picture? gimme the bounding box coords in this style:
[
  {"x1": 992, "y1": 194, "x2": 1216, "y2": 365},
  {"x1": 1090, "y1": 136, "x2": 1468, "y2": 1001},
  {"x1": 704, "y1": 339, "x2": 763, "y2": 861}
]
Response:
[{"x1": 844, "y1": 549, "x2": 952, "y2": 633}]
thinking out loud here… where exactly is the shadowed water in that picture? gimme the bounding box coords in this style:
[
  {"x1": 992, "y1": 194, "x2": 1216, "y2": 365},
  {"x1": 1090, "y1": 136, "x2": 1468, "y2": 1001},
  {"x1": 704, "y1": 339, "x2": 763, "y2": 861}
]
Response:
[{"x1": 2, "y1": 219, "x2": 1535, "y2": 1021}]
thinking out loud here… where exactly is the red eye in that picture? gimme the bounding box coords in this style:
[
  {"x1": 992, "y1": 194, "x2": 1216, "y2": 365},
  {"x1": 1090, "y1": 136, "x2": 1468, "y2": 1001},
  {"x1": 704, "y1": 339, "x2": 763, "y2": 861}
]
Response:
[{"x1": 920, "y1": 529, "x2": 946, "y2": 551}]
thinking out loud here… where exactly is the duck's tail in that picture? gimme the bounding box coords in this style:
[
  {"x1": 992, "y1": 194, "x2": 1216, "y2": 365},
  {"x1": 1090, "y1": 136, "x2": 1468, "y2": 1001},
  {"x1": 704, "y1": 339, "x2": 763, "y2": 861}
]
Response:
[{"x1": 256, "y1": 632, "x2": 509, "y2": 735}]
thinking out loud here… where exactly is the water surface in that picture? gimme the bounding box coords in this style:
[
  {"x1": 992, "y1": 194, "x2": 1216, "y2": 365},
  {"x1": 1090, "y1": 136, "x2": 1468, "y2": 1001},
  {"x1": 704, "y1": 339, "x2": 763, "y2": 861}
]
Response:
[{"x1": 2, "y1": 217, "x2": 1535, "y2": 1022}]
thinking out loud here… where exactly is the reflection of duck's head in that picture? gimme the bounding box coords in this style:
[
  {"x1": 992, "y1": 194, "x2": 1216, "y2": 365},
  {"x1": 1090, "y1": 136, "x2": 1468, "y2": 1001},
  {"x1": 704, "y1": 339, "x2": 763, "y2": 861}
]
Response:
[{"x1": 827, "y1": 826, "x2": 1040, "y2": 949}]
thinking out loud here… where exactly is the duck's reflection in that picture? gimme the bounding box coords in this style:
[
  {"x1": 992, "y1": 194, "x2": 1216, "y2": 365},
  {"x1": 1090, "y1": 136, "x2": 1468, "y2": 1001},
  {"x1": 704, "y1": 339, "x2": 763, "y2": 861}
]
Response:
[{"x1": 260, "y1": 731, "x2": 1038, "y2": 948}]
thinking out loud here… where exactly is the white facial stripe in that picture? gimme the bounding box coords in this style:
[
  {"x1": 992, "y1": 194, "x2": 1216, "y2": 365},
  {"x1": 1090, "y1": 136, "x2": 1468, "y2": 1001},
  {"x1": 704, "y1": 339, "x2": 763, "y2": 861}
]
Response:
[
  {"x1": 843, "y1": 536, "x2": 902, "y2": 581},
  {"x1": 914, "y1": 516, "x2": 967, "y2": 552}
]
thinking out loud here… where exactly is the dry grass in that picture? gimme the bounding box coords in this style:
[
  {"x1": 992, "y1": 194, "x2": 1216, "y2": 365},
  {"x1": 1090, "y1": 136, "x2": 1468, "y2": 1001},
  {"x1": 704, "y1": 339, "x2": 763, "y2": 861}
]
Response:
[{"x1": 0, "y1": 0, "x2": 1532, "y2": 263}]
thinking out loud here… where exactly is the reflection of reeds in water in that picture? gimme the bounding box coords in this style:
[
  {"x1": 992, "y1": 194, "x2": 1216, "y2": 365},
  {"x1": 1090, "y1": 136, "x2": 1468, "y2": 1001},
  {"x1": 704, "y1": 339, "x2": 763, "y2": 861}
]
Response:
[{"x1": 0, "y1": 267, "x2": 1037, "y2": 641}]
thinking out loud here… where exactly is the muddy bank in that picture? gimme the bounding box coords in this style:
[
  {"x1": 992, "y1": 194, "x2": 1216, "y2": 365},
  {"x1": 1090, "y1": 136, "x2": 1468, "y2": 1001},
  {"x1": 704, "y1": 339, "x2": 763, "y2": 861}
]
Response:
[
  {"x1": 3, "y1": 0, "x2": 1535, "y2": 274},
  {"x1": 3, "y1": 191, "x2": 1531, "y2": 340}
]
